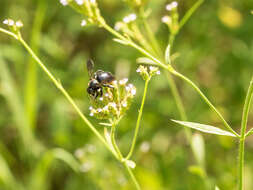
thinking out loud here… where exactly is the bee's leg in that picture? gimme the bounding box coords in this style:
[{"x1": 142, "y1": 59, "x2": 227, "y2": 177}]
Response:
[
  {"x1": 102, "y1": 84, "x2": 114, "y2": 88},
  {"x1": 96, "y1": 87, "x2": 103, "y2": 98}
]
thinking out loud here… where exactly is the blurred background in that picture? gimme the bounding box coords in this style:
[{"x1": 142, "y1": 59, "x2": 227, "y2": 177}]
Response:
[{"x1": 0, "y1": 0, "x2": 253, "y2": 189}]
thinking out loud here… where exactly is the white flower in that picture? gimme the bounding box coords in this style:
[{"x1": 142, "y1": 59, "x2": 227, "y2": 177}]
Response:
[
  {"x1": 8, "y1": 19, "x2": 14, "y2": 26},
  {"x1": 131, "y1": 88, "x2": 136, "y2": 96},
  {"x1": 97, "y1": 108, "x2": 102, "y2": 112},
  {"x1": 89, "y1": 112, "x2": 94, "y2": 116},
  {"x1": 90, "y1": 0, "x2": 96, "y2": 3},
  {"x1": 156, "y1": 70, "x2": 161, "y2": 75},
  {"x1": 114, "y1": 22, "x2": 123, "y2": 31},
  {"x1": 3, "y1": 19, "x2": 9, "y2": 25},
  {"x1": 122, "y1": 102, "x2": 127, "y2": 107},
  {"x1": 105, "y1": 93, "x2": 109, "y2": 97},
  {"x1": 119, "y1": 78, "x2": 128, "y2": 85},
  {"x1": 136, "y1": 68, "x2": 141, "y2": 73},
  {"x1": 89, "y1": 106, "x2": 93, "y2": 110},
  {"x1": 166, "y1": 1, "x2": 178, "y2": 11},
  {"x1": 81, "y1": 19, "x2": 87, "y2": 26},
  {"x1": 149, "y1": 66, "x2": 156, "y2": 72},
  {"x1": 161, "y1": 15, "x2": 172, "y2": 24},
  {"x1": 60, "y1": 0, "x2": 68, "y2": 6},
  {"x1": 140, "y1": 141, "x2": 150, "y2": 153},
  {"x1": 103, "y1": 105, "x2": 109, "y2": 111},
  {"x1": 110, "y1": 102, "x2": 117, "y2": 108},
  {"x1": 99, "y1": 97, "x2": 103, "y2": 101},
  {"x1": 128, "y1": 13, "x2": 137, "y2": 21},
  {"x1": 15, "y1": 21, "x2": 23, "y2": 28},
  {"x1": 123, "y1": 13, "x2": 137, "y2": 23},
  {"x1": 75, "y1": 0, "x2": 84, "y2": 5}
]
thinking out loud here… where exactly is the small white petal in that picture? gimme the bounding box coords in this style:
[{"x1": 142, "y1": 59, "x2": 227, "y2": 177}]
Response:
[
  {"x1": 105, "y1": 93, "x2": 109, "y2": 97},
  {"x1": 119, "y1": 78, "x2": 128, "y2": 85},
  {"x1": 60, "y1": 0, "x2": 68, "y2": 6},
  {"x1": 122, "y1": 102, "x2": 127, "y2": 107},
  {"x1": 128, "y1": 13, "x2": 137, "y2": 21},
  {"x1": 81, "y1": 19, "x2": 87, "y2": 26},
  {"x1": 3, "y1": 19, "x2": 9, "y2": 25},
  {"x1": 111, "y1": 102, "x2": 117, "y2": 108},
  {"x1": 131, "y1": 88, "x2": 136, "y2": 95},
  {"x1": 156, "y1": 70, "x2": 161, "y2": 75},
  {"x1": 15, "y1": 21, "x2": 23, "y2": 28},
  {"x1": 97, "y1": 108, "x2": 102, "y2": 112},
  {"x1": 89, "y1": 106, "x2": 93, "y2": 110},
  {"x1": 89, "y1": 112, "x2": 94, "y2": 116},
  {"x1": 75, "y1": 0, "x2": 84, "y2": 5},
  {"x1": 103, "y1": 105, "x2": 109, "y2": 110},
  {"x1": 136, "y1": 68, "x2": 141, "y2": 73},
  {"x1": 123, "y1": 16, "x2": 130, "y2": 23},
  {"x1": 114, "y1": 22, "x2": 123, "y2": 31},
  {"x1": 90, "y1": 0, "x2": 96, "y2": 4},
  {"x1": 8, "y1": 19, "x2": 14, "y2": 26},
  {"x1": 128, "y1": 84, "x2": 134, "y2": 88},
  {"x1": 99, "y1": 97, "x2": 103, "y2": 101},
  {"x1": 161, "y1": 16, "x2": 172, "y2": 24}
]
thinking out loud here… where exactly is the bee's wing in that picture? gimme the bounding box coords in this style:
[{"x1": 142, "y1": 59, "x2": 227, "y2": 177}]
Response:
[{"x1": 86, "y1": 59, "x2": 94, "y2": 79}]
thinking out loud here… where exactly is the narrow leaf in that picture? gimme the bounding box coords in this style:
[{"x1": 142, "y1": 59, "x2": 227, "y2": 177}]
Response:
[
  {"x1": 136, "y1": 57, "x2": 157, "y2": 65},
  {"x1": 165, "y1": 44, "x2": 171, "y2": 64},
  {"x1": 171, "y1": 119, "x2": 236, "y2": 137}
]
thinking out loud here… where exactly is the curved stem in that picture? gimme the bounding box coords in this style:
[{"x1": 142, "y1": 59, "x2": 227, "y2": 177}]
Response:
[
  {"x1": 238, "y1": 76, "x2": 253, "y2": 190},
  {"x1": 111, "y1": 122, "x2": 123, "y2": 160},
  {"x1": 171, "y1": 69, "x2": 240, "y2": 138},
  {"x1": 126, "y1": 78, "x2": 150, "y2": 160}
]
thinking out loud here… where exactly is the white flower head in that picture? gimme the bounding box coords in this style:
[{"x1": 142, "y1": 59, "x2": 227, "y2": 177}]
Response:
[
  {"x1": 90, "y1": 0, "x2": 96, "y2": 5},
  {"x1": 89, "y1": 112, "x2": 94, "y2": 116},
  {"x1": 99, "y1": 97, "x2": 103, "y2": 101},
  {"x1": 166, "y1": 1, "x2": 178, "y2": 11},
  {"x1": 75, "y1": 0, "x2": 84, "y2": 5},
  {"x1": 8, "y1": 19, "x2": 14, "y2": 26},
  {"x1": 123, "y1": 13, "x2": 137, "y2": 24},
  {"x1": 156, "y1": 70, "x2": 161, "y2": 75},
  {"x1": 60, "y1": 0, "x2": 68, "y2": 6},
  {"x1": 89, "y1": 106, "x2": 93, "y2": 110},
  {"x1": 16, "y1": 21, "x2": 23, "y2": 28},
  {"x1": 161, "y1": 15, "x2": 172, "y2": 24},
  {"x1": 103, "y1": 105, "x2": 109, "y2": 111},
  {"x1": 122, "y1": 102, "x2": 127, "y2": 107},
  {"x1": 81, "y1": 19, "x2": 87, "y2": 26},
  {"x1": 3, "y1": 19, "x2": 9, "y2": 25},
  {"x1": 119, "y1": 78, "x2": 128, "y2": 85},
  {"x1": 97, "y1": 108, "x2": 103, "y2": 113},
  {"x1": 131, "y1": 88, "x2": 136, "y2": 96},
  {"x1": 105, "y1": 93, "x2": 109, "y2": 97},
  {"x1": 114, "y1": 22, "x2": 123, "y2": 31}
]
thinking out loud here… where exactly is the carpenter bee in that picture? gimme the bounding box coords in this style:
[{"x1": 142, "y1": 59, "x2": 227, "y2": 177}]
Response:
[{"x1": 86, "y1": 59, "x2": 115, "y2": 98}]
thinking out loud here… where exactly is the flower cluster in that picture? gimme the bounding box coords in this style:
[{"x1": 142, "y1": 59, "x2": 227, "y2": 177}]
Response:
[
  {"x1": 136, "y1": 65, "x2": 160, "y2": 80},
  {"x1": 161, "y1": 1, "x2": 179, "y2": 34},
  {"x1": 3, "y1": 19, "x2": 23, "y2": 32},
  {"x1": 114, "y1": 13, "x2": 137, "y2": 33},
  {"x1": 89, "y1": 79, "x2": 136, "y2": 120},
  {"x1": 59, "y1": 0, "x2": 105, "y2": 26}
]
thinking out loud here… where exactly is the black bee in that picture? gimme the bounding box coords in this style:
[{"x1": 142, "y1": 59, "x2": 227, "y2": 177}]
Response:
[{"x1": 86, "y1": 59, "x2": 115, "y2": 98}]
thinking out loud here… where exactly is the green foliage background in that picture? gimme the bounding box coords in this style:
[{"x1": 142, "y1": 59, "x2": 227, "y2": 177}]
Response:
[{"x1": 0, "y1": 0, "x2": 253, "y2": 189}]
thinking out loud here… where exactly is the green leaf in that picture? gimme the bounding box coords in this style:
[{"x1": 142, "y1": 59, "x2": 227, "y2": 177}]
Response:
[
  {"x1": 165, "y1": 44, "x2": 171, "y2": 64},
  {"x1": 171, "y1": 120, "x2": 236, "y2": 137},
  {"x1": 136, "y1": 57, "x2": 157, "y2": 65}
]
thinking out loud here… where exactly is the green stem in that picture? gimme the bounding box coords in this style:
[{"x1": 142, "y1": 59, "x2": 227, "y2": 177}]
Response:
[
  {"x1": 178, "y1": 0, "x2": 204, "y2": 30},
  {"x1": 238, "y1": 76, "x2": 253, "y2": 190},
  {"x1": 139, "y1": 8, "x2": 161, "y2": 58},
  {"x1": 123, "y1": 162, "x2": 141, "y2": 190},
  {"x1": 171, "y1": 69, "x2": 240, "y2": 138},
  {"x1": 111, "y1": 123, "x2": 123, "y2": 160},
  {"x1": 126, "y1": 78, "x2": 150, "y2": 160}
]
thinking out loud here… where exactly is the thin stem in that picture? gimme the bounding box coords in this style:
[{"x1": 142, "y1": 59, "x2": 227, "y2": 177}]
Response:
[
  {"x1": 238, "y1": 76, "x2": 253, "y2": 190},
  {"x1": 111, "y1": 122, "x2": 123, "y2": 160},
  {"x1": 171, "y1": 69, "x2": 240, "y2": 138},
  {"x1": 139, "y1": 7, "x2": 162, "y2": 58},
  {"x1": 123, "y1": 162, "x2": 141, "y2": 190},
  {"x1": 178, "y1": 0, "x2": 204, "y2": 30},
  {"x1": 0, "y1": 28, "x2": 18, "y2": 39},
  {"x1": 101, "y1": 23, "x2": 167, "y2": 68},
  {"x1": 126, "y1": 78, "x2": 150, "y2": 160}
]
